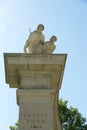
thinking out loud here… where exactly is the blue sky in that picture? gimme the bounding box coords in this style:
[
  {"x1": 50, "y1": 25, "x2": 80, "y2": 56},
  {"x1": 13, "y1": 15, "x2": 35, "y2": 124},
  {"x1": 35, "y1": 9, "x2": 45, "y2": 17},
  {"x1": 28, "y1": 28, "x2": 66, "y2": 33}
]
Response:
[{"x1": 0, "y1": 0, "x2": 87, "y2": 130}]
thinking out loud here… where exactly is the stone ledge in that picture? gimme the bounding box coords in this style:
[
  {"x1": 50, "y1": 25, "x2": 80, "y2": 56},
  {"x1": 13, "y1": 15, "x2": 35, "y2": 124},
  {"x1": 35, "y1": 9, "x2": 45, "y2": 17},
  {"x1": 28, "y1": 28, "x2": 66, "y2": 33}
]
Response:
[
  {"x1": 17, "y1": 89, "x2": 55, "y2": 108},
  {"x1": 4, "y1": 53, "x2": 67, "y2": 89}
]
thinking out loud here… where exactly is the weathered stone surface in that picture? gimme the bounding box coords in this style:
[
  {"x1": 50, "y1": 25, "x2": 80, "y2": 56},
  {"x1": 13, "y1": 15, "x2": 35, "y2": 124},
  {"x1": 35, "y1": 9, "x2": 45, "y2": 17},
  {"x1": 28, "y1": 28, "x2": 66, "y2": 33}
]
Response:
[
  {"x1": 4, "y1": 53, "x2": 67, "y2": 130},
  {"x1": 17, "y1": 89, "x2": 55, "y2": 130},
  {"x1": 4, "y1": 53, "x2": 67, "y2": 89}
]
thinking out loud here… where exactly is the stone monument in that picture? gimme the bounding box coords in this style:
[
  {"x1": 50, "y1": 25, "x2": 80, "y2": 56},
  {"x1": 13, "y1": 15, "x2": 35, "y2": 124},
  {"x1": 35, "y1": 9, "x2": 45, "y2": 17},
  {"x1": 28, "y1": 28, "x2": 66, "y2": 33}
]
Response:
[{"x1": 4, "y1": 24, "x2": 67, "y2": 130}]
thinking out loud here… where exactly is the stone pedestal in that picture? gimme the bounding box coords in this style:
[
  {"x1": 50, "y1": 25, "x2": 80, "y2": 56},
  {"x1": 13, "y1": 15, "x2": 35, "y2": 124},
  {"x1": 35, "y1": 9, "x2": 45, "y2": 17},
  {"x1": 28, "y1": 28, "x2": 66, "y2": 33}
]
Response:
[
  {"x1": 17, "y1": 89, "x2": 55, "y2": 130},
  {"x1": 4, "y1": 53, "x2": 67, "y2": 130}
]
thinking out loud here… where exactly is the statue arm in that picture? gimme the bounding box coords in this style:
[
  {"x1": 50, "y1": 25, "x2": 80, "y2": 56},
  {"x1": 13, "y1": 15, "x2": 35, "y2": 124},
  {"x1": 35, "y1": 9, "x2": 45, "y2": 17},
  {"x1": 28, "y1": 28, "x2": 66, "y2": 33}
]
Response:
[
  {"x1": 52, "y1": 45, "x2": 56, "y2": 52},
  {"x1": 40, "y1": 35, "x2": 45, "y2": 45},
  {"x1": 24, "y1": 39, "x2": 30, "y2": 53}
]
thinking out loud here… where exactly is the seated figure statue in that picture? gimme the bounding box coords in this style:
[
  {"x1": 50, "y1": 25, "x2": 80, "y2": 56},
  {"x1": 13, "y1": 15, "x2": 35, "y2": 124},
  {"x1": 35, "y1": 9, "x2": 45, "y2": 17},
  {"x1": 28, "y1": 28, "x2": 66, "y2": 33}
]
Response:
[
  {"x1": 24, "y1": 24, "x2": 45, "y2": 53},
  {"x1": 43, "y1": 35, "x2": 57, "y2": 54}
]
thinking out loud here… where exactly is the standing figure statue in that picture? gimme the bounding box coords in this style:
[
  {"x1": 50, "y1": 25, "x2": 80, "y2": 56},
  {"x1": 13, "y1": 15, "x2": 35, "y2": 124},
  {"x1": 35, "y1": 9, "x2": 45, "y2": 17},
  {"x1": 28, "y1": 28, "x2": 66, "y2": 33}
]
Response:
[{"x1": 24, "y1": 24, "x2": 45, "y2": 53}]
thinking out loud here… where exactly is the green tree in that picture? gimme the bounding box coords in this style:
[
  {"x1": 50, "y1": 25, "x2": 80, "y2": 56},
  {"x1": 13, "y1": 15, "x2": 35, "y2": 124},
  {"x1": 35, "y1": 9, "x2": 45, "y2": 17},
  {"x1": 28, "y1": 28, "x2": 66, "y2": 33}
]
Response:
[
  {"x1": 10, "y1": 121, "x2": 18, "y2": 130},
  {"x1": 59, "y1": 99, "x2": 87, "y2": 130},
  {"x1": 10, "y1": 99, "x2": 87, "y2": 130}
]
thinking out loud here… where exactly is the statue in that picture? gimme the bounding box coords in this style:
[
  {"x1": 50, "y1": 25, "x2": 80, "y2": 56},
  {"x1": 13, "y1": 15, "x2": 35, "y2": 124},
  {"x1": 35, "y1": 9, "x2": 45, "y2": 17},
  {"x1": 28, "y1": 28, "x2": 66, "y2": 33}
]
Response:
[
  {"x1": 24, "y1": 24, "x2": 57, "y2": 54},
  {"x1": 24, "y1": 24, "x2": 45, "y2": 53},
  {"x1": 43, "y1": 36, "x2": 57, "y2": 54}
]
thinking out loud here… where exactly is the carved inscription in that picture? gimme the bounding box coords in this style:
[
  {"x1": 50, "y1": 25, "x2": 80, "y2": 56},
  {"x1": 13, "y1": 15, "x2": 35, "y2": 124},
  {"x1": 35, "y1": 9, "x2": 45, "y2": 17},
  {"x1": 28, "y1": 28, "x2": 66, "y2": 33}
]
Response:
[{"x1": 21, "y1": 113, "x2": 48, "y2": 129}]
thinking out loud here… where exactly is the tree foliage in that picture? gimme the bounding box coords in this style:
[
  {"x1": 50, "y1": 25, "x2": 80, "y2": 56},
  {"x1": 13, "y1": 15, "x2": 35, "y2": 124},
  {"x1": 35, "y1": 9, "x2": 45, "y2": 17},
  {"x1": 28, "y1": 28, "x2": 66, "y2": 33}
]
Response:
[
  {"x1": 10, "y1": 121, "x2": 18, "y2": 130},
  {"x1": 59, "y1": 99, "x2": 87, "y2": 130},
  {"x1": 10, "y1": 99, "x2": 87, "y2": 130}
]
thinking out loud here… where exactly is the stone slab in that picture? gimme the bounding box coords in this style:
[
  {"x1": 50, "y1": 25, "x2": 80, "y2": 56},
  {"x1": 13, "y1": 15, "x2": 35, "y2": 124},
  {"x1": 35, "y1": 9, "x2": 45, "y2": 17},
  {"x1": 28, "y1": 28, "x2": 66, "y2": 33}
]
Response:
[{"x1": 4, "y1": 53, "x2": 67, "y2": 89}]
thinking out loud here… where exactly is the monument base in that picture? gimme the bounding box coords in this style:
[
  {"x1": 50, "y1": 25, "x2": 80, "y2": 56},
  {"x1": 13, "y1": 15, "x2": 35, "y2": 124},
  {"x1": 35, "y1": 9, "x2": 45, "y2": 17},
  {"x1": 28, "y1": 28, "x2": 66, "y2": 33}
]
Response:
[
  {"x1": 17, "y1": 89, "x2": 57, "y2": 130},
  {"x1": 4, "y1": 53, "x2": 67, "y2": 130}
]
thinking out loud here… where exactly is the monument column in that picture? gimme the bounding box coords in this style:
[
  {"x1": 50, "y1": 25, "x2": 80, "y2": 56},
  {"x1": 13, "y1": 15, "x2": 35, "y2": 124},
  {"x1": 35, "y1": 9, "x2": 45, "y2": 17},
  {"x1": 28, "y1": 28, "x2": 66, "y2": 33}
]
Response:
[{"x1": 4, "y1": 53, "x2": 67, "y2": 130}]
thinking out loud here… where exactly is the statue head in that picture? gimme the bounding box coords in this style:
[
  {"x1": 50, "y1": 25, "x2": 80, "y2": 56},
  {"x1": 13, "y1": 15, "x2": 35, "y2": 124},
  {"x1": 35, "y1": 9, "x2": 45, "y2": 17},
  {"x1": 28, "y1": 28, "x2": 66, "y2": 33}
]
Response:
[
  {"x1": 50, "y1": 36, "x2": 57, "y2": 42},
  {"x1": 37, "y1": 24, "x2": 44, "y2": 31}
]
